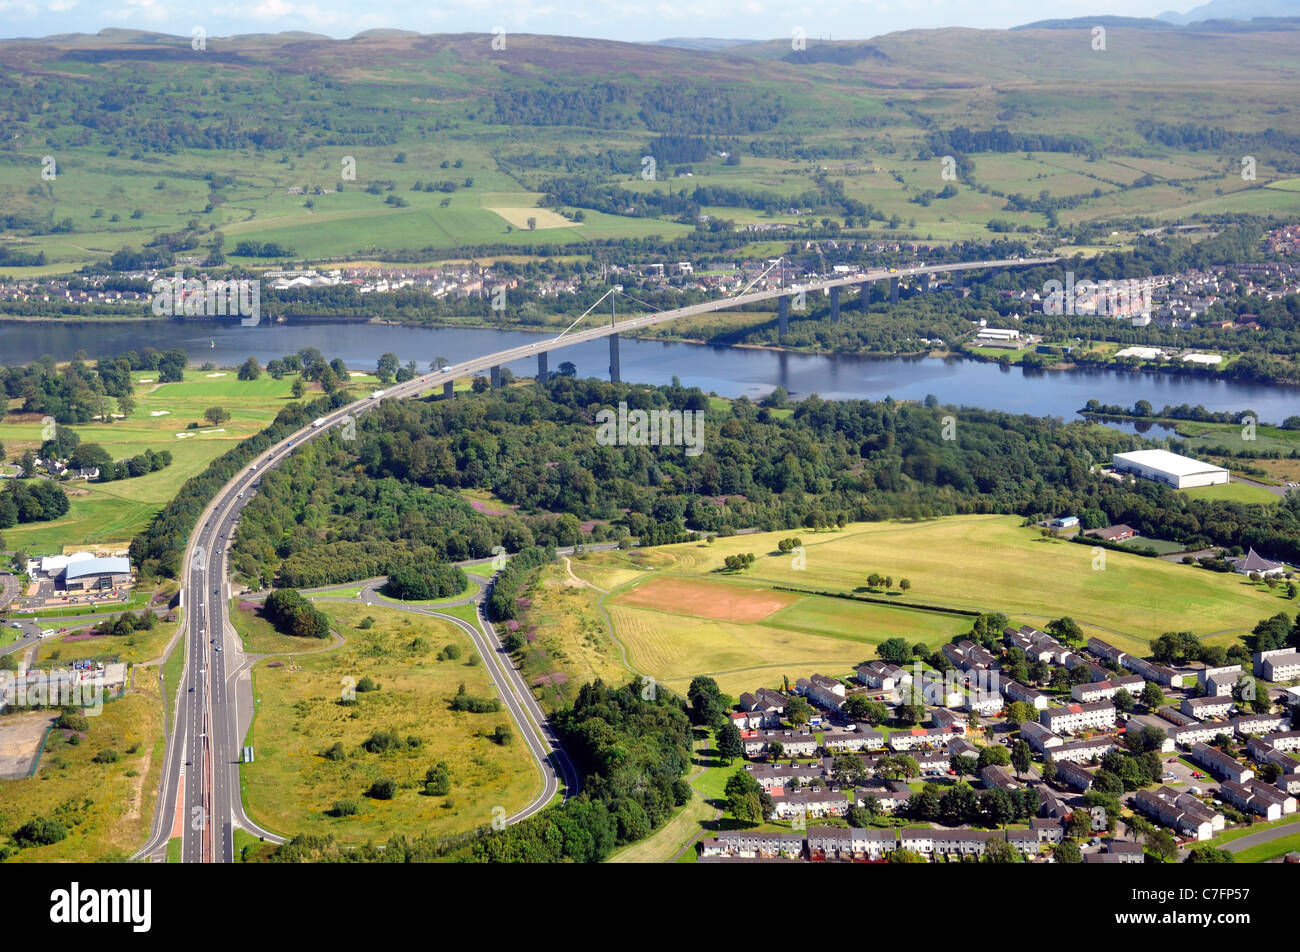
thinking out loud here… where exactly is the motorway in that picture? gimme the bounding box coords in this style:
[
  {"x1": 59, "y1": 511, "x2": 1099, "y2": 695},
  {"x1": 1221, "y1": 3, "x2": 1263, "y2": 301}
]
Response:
[{"x1": 135, "y1": 254, "x2": 1051, "y2": 862}]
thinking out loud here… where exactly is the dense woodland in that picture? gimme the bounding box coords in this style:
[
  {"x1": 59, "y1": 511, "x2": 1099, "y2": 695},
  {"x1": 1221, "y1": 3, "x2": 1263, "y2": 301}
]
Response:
[{"x1": 219, "y1": 377, "x2": 1300, "y2": 600}]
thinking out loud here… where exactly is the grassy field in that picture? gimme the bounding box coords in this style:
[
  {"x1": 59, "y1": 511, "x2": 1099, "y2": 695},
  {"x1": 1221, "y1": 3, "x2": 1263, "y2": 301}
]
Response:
[
  {"x1": 1180, "y1": 482, "x2": 1281, "y2": 506},
  {"x1": 240, "y1": 602, "x2": 539, "y2": 845},
  {"x1": 604, "y1": 565, "x2": 971, "y2": 698},
  {"x1": 0, "y1": 674, "x2": 163, "y2": 862},
  {"x1": 513, "y1": 560, "x2": 630, "y2": 713},
  {"x1": 0, "y1": 368, "x2": 305, "y2": 553},
  {"x1": 583, "y1": 516, "x2": 1290, "y2": 692}
]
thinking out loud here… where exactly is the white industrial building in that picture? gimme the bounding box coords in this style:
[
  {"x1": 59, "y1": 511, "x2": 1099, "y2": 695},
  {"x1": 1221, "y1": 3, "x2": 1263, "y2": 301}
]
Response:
[{"x1": 1111, "y1": 449, "x2": 1228, "y2": 489}]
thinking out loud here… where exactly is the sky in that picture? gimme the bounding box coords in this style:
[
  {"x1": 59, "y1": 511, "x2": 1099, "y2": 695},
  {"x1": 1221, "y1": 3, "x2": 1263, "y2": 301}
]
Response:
[{"x1": 0, "y1": 1, "x2": 1205, "y2": 43}]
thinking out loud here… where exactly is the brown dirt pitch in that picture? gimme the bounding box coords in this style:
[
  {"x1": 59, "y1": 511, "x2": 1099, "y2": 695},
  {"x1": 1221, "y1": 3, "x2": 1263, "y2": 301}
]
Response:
[{"x1": 615, "y1": 576, "x2": 798, "y2": 623}]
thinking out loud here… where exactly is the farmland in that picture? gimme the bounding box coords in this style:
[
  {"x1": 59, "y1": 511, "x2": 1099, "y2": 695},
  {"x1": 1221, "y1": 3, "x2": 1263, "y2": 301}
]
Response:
[{"x1": 2, "y1": 27, "x2": 1300, "y2": 277}]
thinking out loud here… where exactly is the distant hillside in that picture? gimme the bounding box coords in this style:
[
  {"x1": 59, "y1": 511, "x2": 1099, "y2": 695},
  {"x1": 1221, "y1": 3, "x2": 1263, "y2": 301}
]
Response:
[
  {"x1": 654, "y1": 38, "x2": 758, "y2": 51},
  {"x1": 1159, "y1": 0, "x2": 1300, "y2": 24}
]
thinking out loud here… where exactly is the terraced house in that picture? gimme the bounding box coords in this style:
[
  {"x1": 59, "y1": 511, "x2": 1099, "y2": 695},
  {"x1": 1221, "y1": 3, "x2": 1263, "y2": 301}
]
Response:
[
  {"x1": 1070, "y1": 674, "x2": 1146, "y2": 703},
  {"x1": 1040, "y1": 700, "x2": 1117, "y2": 735}
]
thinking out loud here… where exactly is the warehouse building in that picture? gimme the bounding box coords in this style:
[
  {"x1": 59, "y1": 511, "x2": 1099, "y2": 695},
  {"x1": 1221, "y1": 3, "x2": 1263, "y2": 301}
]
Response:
[
  {"x1": 59, "y1": 557, "x2": 132, "y2": 592},
  {"x1": 1111, "y1": 449, "x2": 1229, "y2": 489}
]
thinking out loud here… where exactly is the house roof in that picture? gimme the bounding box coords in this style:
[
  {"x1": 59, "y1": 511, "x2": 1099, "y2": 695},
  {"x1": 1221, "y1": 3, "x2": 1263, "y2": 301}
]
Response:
[{"x1": 1233, "y1": 548, "x2": 1284, "y2": 572}]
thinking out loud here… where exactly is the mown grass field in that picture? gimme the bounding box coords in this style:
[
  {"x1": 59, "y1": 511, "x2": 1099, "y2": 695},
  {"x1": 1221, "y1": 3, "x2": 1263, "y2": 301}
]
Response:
[
  {"x1": 1180, "y1": 481, "x2": 1281, "y2": 506},
  {"x1": 583, "y1": 515, "x2": 1291, "y2": 692},
  {"x1": 1, "y1": 368, "x2": 307, "y2": 553},
  {"x1": 240, "y1": 602, "x2": 539, "y2": 845},
  {"x1": 0, "y1": 673, "x2": 163, "y2": 862}
]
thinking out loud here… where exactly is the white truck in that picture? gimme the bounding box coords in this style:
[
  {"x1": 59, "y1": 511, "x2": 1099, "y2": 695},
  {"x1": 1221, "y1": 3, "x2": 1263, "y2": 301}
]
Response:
[
  {"x1": 312, "y1": 417, "x2": 327, "y2": 428},
  {"x1": 371, "y1": 389, "x2": 386, "y2": 399}
]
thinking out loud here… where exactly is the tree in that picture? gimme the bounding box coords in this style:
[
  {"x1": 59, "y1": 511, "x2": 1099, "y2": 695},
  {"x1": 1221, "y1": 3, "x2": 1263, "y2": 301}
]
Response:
[
  {"x1": 950, "y1": 754, "x2": 979, "y2": 777},
  {"x1": 785, "y1": 696, "x2": 812, "y2": 727},
  {"x1": 290, "y1": 378, "x2": 306, "y2": 399},
  {"x1": 1146, "y1": 828, "x2": 1178, "y2": 863},
  {"x1": 1011, "y1": 739, "x2": 1032, "y2": 778},
  {"x1": 1041, "y1": 757, "x2": 1057, "y2": 783},
  {"x1": 1053, "y1": 840, "x2": 1083, "y2": 863},
  {"x1": 1140, "y1": 682, "x2": 1165, "y2": 709},
  {"x1": 527, "y1": 216, "x2": 537, "y2": 231},
  {"x1": 687, "y1": 676, "x2": 727, "y2": 730},
  {"x1": 724, "y1": 770, "x2": 764, "y2": 824},
  {"x1": 1047, "y1": 617, "x2": 1084, "y2": 645},
  {"x1": 1005, "y1": 701, "x2": 1035, "y2": 728},
  {"x1": 876, "y1": 753, "x2": 920, "y2": 780},
  {"x1": 1248, "y1": 612, "x2": 1292, "y2": 653},
  {"x1": 376, "y1": 353, "x2": 399, "y2": 383},
  {"x1": 895, "y1": 703, "x2": 925, "y2": 726},
  {"x1": 843, "y1": 695, "x2": 887, "y2": 725},
  {"x1": 877, "y1": 637, "x2": 911, "y2": 665},
  {"x1": 1113, "y1": 688, "x2": 1135, "y2": 713},
  {"x1": 1185, "y1": 846, "x2": 1234, "y2": 864},
  {"x1": 203, "y1": 406, "x2": 230, "y2": 426},
  {"x1": 899, "y1": 578, "x2": 911, "y2": 592},
  {"x1": 981, "y1": 837, "x2": 1019, "y2": 863},
  {"x1": 717, "y1": 723, "x2": 744, "y2": 762},
  {"x1": 237, "y1": 356, "x2": 262, "y2": 380},
  {"x1": 977, "y1": 744, "x2": 1010, "y2": 769}
]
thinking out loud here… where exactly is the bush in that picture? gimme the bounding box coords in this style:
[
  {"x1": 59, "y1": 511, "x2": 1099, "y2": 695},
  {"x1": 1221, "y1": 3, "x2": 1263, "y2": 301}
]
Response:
[
  {"x1": 355, "y1": 676, "x2": 380, "y2": 693},
  {"x1": 384, "y1": 563, "x2": 467, "y2": 601},
  {"x1": 12, "y1": 817, "x2": 67, "y2": 848},
  {"x1": 55, "y1": 710, "x2": 89, "y2": 732},
  {"x1": 330, "y1": 798, "x2": 360, "y2": 817},
  {"x1": 361, "y1": 730, "x2": 405, "y2": 754},
  {"x1": 264, "y1": 588, "x2": 331, "y2": 639},
  {"x1": 492, "y1": 724, "x2": 513, "y2": 745},
  {"x1": 366, "y1": 778, "x2": 397, "y2": 800},
  {"x1": 424, "y1": 762, "x2": 452, "y2": 796},
  {"x1": 322, "y1": 742, "x2": 347, "y2": 762},
  {"x1": 92, "y1": 748, "x2": 120, "y2": 764}
]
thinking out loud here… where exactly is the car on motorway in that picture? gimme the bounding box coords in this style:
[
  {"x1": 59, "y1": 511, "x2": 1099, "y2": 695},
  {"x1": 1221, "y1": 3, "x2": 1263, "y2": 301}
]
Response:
[{"x1": 214, "y1": 645, "x2": 223, "y2": 652}]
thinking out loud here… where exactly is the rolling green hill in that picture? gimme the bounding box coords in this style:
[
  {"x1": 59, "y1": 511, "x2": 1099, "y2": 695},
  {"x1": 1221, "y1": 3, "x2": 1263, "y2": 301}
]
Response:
[{"x1": 1, "y1": 25, "x2": 1299, "y2": 273}]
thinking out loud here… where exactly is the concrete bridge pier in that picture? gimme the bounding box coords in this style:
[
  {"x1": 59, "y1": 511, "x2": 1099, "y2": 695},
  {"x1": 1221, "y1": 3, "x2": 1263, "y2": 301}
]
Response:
[
  {"x1": 490, "y1": 365, "x2": 502, "y2": 389},
  {"x1": 859, "y1": 282, "x2": 872, "y2": 311},
  {"x1": 920, "y1": 273, "x2": 930, "y2": 293},
  {"x1": 609, "y1": 333, "x2": 621, "y2": 383},
  {"x1": 829, "y1": 285, "x2": 840, "y2": 323},
  {"x1": 443, "y1": 380, "x2": 453, "y2": 400},
  {"x1": 537, "y1": 350, "x2": 548, "y2": 384},
  {"x1": 890, "y1": 276, "x2": 900, "y2": 305},
  {"x1": 954, "y1": 271, "x2": 963, "y2": 290},
  {"x1": 778, "y1": 294, "x2": 790, "y2": 337}
]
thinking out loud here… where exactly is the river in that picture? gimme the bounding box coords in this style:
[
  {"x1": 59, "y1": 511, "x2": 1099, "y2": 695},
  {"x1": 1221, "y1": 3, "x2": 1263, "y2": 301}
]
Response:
[{"x1": 2, "y1": 319, "x2": 1298, "y2": 424}]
